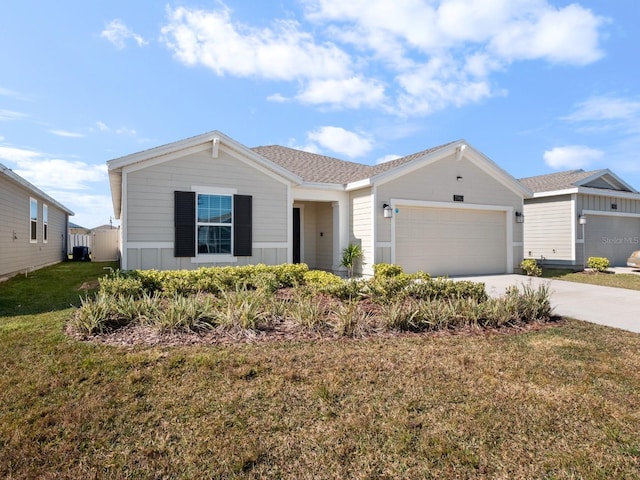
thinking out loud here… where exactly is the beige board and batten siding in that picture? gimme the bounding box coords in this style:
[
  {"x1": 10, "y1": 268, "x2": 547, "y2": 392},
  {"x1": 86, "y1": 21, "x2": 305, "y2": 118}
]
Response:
[
  {"x1": 124, "y1": 148, "x2": 288, "y2": 270},
  {"x1": 0, "y1": 174, "x2": 68, "y2": 278},
  {"x1": 376, "y1": 154, "x2": 523, "y2": 275},
  {"x1": 350, "y1": 188, "x2": 373, "y2": 276},
  {"x1": 523, "y1": 195, "x2": 573, "y2": 263},
  {"x1": 577, "y1": 194, "x2": 640, "y2": 266}
]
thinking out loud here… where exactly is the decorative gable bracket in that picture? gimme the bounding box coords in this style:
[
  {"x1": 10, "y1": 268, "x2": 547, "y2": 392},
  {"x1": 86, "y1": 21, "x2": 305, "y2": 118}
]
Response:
[{"x1": 212, "y1": 137, "x2": 220, "y2": 158}]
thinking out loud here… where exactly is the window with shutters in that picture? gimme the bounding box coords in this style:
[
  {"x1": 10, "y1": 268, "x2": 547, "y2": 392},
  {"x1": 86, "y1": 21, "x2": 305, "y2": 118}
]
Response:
[
  {"x1": 197, "y1": 194, "x2": 232, "y2": 254},
  {"x1": 174, "y1": 190, "x2": 252, "y2": 259}
]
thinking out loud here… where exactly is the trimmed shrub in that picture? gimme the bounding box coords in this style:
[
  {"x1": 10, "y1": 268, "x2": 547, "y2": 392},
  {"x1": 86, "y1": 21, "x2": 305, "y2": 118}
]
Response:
[
  {"x1": 587, "y1": 257, "x2": 610, "y2": 272},
  {"x1": 303, "y1": 270, "x2": 344, "y2": 290},
  {"x1": 521, "y1": 258, "x2": 542, "y2": 277},
  {"x1": 99, "y1": 272, "x2": 144, "y2": 297},
  {"x1": 373, "y1": 263, "x2": 404, "y2": 280},
  {"x1": 407, "y1": 277, "x2": 488, "y2": 303}
]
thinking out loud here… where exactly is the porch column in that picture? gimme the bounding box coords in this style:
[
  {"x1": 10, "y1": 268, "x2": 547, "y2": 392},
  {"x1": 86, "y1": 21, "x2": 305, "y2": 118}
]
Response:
[{"x1": 332, "y1": 200, "x2": 350, "y2": 273}]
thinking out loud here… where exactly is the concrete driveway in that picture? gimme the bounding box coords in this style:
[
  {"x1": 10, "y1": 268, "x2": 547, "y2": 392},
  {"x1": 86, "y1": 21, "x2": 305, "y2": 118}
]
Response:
[{"x1": 453, "y1": 274, "x2": 640, "y2": 334}]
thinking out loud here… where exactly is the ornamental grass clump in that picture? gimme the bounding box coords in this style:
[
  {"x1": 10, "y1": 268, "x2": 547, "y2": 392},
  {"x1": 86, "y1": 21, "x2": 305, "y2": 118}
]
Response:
[
  {"x1": 216, "y1": 287, "x2": 270, "y2": 331},
  {"x1": 71, "y1": 294, "x2": 119, "y2": 335},
  {"x1": 154, "y1": 293, "x2": 217, "y2": 332}
]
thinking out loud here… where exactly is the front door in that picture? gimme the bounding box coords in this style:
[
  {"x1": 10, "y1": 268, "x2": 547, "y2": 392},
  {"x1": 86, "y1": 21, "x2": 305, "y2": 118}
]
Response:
[{"x1": 293, "y1": 207, "x2": 301, "y2": 263}]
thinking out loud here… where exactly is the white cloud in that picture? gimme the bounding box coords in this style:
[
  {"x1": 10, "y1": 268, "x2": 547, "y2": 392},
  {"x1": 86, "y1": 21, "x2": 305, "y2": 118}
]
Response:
[
  {"x1": 0, "y1": 109, "x2": 28, "y2": 121},
  {"x1": 161, "y1": 6, "x2": 350, "y2": 81},
  {"x1": 101, "y1": 19, "x2": 148, "y2": 49},
  {"x1": 46, "y1": 190, "x2": 116, "y2": 230},
  {"x1": 159, "y1": 1, "x2": 606, "y2": 115},
  {"x1": 115, "y1": 127, "x2": 137, "y2": 136},
  {"x1": 490, "y1": 4, "x2": 604, "y2": 65},
  {"x1": 49, "y1": 129, "x2": 85, "y2": 138},
  {"x1": 306, "y1": 126, "x2": 373, "y2": 158},
  {"x1": 543, "y1": 145, "x2": 603, "y2": 170},
  {"x1": 563, "y1": 96, "x2": 640, "y2": 123},
  {"x1": 376, "y1": 154, "x2": 402, "y2": 164},
  {"x1": 296, "y1": 77, "x2": 386, "y2": 108},
  {"x1": 96, "y1": 121, "x2": 110, "y2": 131},
  {"x1": 266, "y1": 93, "x2": 289, "y2": 103},
  {"x1": 0, "y1": 145, "x2": 107, "y2": 190}
]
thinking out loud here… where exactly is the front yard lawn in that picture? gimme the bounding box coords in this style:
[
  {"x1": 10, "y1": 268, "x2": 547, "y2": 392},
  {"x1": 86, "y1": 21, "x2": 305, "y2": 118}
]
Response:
[
  {"x1": 1, "y1": 262, "x2": 640, "y2": 478},
  {"x1": 543, "y1": 268, "x2": 640, "y2": 291}
]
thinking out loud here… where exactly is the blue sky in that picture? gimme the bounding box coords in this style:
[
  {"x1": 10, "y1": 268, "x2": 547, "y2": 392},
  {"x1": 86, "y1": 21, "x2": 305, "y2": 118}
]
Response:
[{"x1": 1, "y1": 0, "x2": 639, "y2": 228}]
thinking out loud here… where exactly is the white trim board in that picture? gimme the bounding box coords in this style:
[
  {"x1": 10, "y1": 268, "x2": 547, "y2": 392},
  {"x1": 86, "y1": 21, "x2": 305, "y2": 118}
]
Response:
[{"x1": 581, "y1": 209, "x2": 640, "y2": 218}]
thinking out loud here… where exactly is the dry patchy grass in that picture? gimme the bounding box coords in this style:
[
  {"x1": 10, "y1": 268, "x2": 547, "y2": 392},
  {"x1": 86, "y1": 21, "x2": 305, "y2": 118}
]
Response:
[
  {"x1": 1, "y1": 263, "x2": 640, "y2": 478},
  {"x1": 543, "y1": 268, "x2": 640, "y2": 291}
]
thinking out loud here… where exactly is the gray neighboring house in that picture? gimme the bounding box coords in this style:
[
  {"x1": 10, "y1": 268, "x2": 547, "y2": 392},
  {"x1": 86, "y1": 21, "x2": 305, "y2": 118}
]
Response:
[
  {"x1": 520, "y1": 169, "x2": 640, "y2": 268},
  {"x1": 0, "y1": 162, "x2": 74, "y2": 279},
  {"x1": 108, "y1": 130, "x2": 530, "y2": 277}
]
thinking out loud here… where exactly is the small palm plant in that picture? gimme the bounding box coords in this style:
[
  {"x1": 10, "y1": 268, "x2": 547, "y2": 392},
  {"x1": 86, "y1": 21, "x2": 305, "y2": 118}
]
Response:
[{"x1": 341, "y1": 243, "x2": 364, "y2": 278}]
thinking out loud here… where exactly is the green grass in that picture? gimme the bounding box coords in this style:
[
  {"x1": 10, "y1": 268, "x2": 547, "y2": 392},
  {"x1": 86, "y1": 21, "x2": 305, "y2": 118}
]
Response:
[
  {"x1": 2, "y1": 263, "x2": 640, "y2": 478},
  {"x1": 543, "y1": 268, "x2": 640, "y2": 291}
]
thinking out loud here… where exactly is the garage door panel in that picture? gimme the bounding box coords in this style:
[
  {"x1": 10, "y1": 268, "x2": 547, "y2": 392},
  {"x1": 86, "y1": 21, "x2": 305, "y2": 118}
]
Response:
[
  {"x1": 396, "y1": 207, "x2": 507, "y2": 276},
  {"x1": 585, "y1": 215, "x2": 640, "y2": 266}
]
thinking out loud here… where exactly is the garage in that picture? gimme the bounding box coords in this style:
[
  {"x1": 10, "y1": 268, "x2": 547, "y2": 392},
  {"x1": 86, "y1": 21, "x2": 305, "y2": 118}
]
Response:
[
  {"x1": 584, "y1": 214, "x2": 640, "y2": 266},
  {"x1": 395, "y1": 206, "x2": 508, "y2": 276}
]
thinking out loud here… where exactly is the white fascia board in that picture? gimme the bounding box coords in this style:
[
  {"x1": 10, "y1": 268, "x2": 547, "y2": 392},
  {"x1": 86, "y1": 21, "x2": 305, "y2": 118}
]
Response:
[
  {"x1": 292, "y1": 186, "x2": 349, "y2": 202},
  {"x1": 462, "y1": 147, "x2": 532, "y2": 198},
  {"x1": 575, "y1": 169, "x2": 638, "y2": 193},
  {"x1": 107, "y1": 130, "x2": 225, "y2": 170},
  {"x1": 107, "y1": 129, "x2": 303, "y2": 183},
  {"x1": 371, "y1": 140, "x2": 531, "y2": 199},
  {"x1": 370, "y1": 143, "x2": 459, "y2": 186},
  {"x1": 297, "y1": 182, "x2": 345, "y2": 191},
  {"x1": 108, "y1": 170, "x2": 122, "y2": 219},
  {"x1": 0, "y1": 163, "x2": 74, "y2": 215},
  {"x1": 530, "y1": 188, "x2": 578, "y2": 198},
  {"x1": 346, "y1": 178, "x2": 372, "y2": 191},
  {"x1": 577, "y1": 186, "x2": 640, "y2": 200},
  {"x1": 531, "y1": 186, "x2": 640, "y2": 200}
]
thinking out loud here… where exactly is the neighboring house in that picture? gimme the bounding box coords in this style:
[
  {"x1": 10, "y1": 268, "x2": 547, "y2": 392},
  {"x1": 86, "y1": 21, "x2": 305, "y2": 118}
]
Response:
[
  {"x1": 107, "y1": 131, "x2": 530, "y2": 276},
  {"x1": 520, "y1": 169, "x2": 640, "y2": 268},
  {"x1": 0, "y1": 162, "x2": 74, "y2": 279}
]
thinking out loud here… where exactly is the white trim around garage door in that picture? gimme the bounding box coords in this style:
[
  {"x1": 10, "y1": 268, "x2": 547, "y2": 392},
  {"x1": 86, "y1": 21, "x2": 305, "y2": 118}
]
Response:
[{"x1": 389, "y1": 199, "x2": 514, "y2": 273}]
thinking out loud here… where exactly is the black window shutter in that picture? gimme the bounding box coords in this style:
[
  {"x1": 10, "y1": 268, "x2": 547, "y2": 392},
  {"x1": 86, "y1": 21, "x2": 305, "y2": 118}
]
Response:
[
  {"x1": 174, "y1": 191, "x2": 196, "y2": 257},
  {"x1": 233, "y1": 194, "x2": 252, "y2": 256}
]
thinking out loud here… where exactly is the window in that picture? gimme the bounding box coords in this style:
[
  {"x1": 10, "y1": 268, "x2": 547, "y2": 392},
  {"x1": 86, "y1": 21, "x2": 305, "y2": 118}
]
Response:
[
  {"x1": 30, "y1": 198, "x2": 37, "y2": 243},
  {"x1": 197, "y1": 194, "x2": 232, "y2": 254},
  {"x1": 43, "y1": 204, "x2": 48, "y2": 243},
  {"x1": 174, "y1": 191, "x2": 252, "y2": 258}
]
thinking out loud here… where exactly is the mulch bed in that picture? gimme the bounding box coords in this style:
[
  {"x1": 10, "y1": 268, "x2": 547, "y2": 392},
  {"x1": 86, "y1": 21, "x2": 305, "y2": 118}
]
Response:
[{"x1": 65, "y1": 316, "x2": 564, "y2": 348}]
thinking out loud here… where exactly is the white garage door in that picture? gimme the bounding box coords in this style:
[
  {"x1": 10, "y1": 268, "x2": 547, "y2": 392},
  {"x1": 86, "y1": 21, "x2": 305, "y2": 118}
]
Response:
[
  {"x1": 395, "y1": 206, "x2": 507, "y2": 276},
  {"x1": 585, "y1": 215, "x2": 640, "y2": 266}
]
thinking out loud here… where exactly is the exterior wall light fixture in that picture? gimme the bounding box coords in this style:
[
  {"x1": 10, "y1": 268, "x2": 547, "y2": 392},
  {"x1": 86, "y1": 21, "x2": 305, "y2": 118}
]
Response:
[{"x1": 383, "y1": 203, "x2": 393, "y2": 218}]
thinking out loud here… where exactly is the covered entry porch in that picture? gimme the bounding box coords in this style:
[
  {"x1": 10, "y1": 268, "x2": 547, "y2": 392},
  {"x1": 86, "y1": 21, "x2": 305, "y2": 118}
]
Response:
[{"x1": 291, "y1": 188, "x2": 350, "y2": 273}]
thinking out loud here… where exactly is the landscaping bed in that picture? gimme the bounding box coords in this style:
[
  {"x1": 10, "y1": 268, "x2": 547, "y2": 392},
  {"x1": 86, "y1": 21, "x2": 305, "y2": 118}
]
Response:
[{"x1": 68, "y1": 263, "x2": 554, "y2": 346}]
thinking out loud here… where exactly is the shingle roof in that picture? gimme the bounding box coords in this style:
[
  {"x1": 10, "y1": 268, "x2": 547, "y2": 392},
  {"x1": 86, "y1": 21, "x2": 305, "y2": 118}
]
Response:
[
  {"x1": 251, "y1": 142, "x2": 456, "y2": 184},
  {"x1": 519, "y1": 169, "x2": 606, "y2": 193}
]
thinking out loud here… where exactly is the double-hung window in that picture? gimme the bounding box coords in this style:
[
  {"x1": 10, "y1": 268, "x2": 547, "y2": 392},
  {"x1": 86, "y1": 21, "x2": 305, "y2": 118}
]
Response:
[
  {"x1": 43, "y1": 204, "x2": 49, "y2": 243},
  {"x1": 174, "y1": 190, "x2": 251, "y2": 259},
  {"x1": 30, "y1": 198, "x2": 38, "y2": 243},
  {"x1": 197, "y1": 194, "x2": 232, "y2": 254}
]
